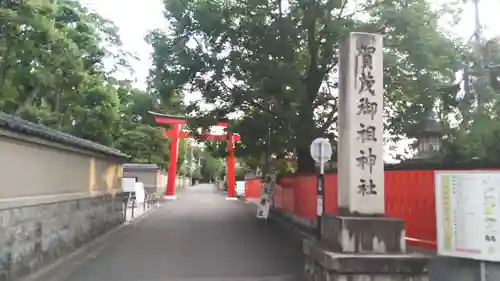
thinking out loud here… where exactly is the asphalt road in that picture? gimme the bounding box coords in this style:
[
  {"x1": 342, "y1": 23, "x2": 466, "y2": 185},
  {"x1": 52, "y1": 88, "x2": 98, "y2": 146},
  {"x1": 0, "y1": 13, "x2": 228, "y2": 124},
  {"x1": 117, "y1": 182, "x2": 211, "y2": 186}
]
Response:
[{"x1": 64, "y1": 184, "x2": 304, "y2": 281}]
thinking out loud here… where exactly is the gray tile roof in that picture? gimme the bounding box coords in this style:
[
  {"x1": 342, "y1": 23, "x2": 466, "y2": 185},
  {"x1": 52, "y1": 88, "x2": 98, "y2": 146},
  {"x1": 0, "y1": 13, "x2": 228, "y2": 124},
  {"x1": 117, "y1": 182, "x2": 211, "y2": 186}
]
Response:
[
  {"x1": 0, "y1": 112, "x2": 129, "y2": 159},
  {"x1": 123, "y1": 163, "x2": 160, "y2": 171}
]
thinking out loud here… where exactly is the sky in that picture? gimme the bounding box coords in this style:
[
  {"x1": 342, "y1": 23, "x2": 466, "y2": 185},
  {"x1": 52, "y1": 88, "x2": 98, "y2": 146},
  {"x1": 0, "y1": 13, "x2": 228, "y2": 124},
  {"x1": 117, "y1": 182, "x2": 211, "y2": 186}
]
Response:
[
  {"x1": 81, "y1": 0, "x2": 500, "y2": 89},
  {"x1": 80, "y1": 0, "x2": 165, "y2": 90},
  {"x1": 80, "y1": 0, "x2": 500, "y2": 160}
]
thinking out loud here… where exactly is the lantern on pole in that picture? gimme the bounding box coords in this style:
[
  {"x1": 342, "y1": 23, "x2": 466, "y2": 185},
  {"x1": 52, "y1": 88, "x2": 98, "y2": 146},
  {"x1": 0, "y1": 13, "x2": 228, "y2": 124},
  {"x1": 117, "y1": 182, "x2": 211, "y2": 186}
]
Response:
[{"x1": 414, "y1": 110, "x2": 442, "y2": 159}]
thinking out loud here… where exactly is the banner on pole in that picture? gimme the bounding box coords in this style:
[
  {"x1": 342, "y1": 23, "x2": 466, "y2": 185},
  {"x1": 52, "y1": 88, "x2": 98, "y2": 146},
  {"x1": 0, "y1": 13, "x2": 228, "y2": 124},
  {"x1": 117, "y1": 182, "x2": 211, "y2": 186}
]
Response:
[{"x1": 256, "y1": 174, "x2": 276, "y2": 219}]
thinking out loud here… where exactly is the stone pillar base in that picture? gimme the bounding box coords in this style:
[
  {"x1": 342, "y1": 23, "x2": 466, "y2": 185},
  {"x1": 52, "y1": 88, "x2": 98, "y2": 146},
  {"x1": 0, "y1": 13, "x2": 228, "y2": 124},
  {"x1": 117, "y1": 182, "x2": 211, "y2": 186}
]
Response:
[
  {"x1": 321, "y1": 214, "x2": 406, "y2": 253},
  {"x1": 303, "y1": 213, "x2": 430, "y2": 281},
  {"x1": 303, "y1": 239, "x2": 429, "y2": 281}
]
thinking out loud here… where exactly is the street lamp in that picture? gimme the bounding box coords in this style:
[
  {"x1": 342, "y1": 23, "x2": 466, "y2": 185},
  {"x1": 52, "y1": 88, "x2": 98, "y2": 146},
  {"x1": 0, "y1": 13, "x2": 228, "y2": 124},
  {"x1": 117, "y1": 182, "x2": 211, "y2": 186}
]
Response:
[{"x1": 414, "y1": 110, "x2": 442, "y2": 159}]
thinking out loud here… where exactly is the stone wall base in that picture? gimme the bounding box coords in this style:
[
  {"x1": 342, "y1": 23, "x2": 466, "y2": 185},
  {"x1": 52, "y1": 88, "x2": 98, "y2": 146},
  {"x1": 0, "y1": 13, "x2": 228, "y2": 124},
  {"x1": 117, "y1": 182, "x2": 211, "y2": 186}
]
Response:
[
  {"x1": 272, "y1": 209, "x2": 431, "y2": 281},
  {"x1": 278, "y1": 210, "x2": 317, "y2": 230},
  {"x1": 305, "y1": 271, "x2": 429, "y2": 281},
  {"x1": 305, "y1": 253, "x2": 429, "y2": 281},
  {"x1": 0, "y1": 193, "x2": 124, "y2": 281},
  {"x1": 321, "y1": 215, "x2": 406, "y2": 253},
  {"x1": 303, "y1": 235, "x2": 430, "y2": 281}
]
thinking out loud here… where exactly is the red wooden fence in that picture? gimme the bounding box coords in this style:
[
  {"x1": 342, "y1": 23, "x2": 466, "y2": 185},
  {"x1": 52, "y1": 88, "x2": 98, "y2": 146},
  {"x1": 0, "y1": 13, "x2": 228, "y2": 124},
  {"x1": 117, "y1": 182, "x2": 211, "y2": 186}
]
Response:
[
  {"x1": 244, "y1": 179, "x2": 262, "y2": 200},
  {"x1": 244, "y1": 170, "x2": 437, "y2": 250}
]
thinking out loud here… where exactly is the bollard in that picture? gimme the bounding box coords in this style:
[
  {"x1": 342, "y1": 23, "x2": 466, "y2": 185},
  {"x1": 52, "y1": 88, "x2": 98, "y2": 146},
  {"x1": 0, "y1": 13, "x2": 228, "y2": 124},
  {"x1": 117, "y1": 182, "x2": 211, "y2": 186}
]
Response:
[
  {"x1": 122, "y1": 193, "x2": 129, "y2": 221},
  {"x1": 130, "y1": 193, "x2": 136, "y2": 219}
]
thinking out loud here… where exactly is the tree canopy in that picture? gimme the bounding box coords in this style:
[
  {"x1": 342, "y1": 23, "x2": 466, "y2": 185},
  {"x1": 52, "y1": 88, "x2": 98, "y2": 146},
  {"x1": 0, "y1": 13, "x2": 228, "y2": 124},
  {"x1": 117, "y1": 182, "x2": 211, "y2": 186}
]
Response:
[
  {"x1": 0, "y1": 0, "x2": 186, "y2": 170},
  {"x1": 149, "y1": 0, "x2": 472, "y2": 172},
  {"x1": 5, "y1": 0, "x2": 500, "y2": 178}
]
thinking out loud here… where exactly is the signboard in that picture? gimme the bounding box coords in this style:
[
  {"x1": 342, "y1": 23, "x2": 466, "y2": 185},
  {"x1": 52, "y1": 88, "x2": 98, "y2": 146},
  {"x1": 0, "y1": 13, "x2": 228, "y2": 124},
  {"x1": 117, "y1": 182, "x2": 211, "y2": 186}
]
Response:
[
  {"x1": 256, "y1": 175, "x2": 276, "y2": 220},
  {"x1": 122, "y1": 177, "x2": 137, "y2": 192},
  {"x1": 236, "y1": 181, "x2": 245, "y2": 197},
  {"x1": 310, "y1": 137, "x2": 332, "y2": 166},
  {"x1": 435, "y1": 171, "x2": 500, "y2": 261},
  {"x1": 135, "y1": 182, "x2": 145, "y2": 204}
]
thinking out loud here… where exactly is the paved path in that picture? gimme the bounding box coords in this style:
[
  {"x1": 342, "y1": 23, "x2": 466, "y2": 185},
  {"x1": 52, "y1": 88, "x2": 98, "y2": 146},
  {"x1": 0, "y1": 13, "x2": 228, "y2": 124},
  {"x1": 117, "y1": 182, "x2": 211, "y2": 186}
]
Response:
[{"x1": 64, "y1": 184, "x2": 304, "y2": 281}]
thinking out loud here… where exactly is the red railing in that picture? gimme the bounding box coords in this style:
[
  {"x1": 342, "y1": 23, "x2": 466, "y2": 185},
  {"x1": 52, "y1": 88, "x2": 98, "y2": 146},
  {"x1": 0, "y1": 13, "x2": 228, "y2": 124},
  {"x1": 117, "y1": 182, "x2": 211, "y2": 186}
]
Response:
[
  {"x1": 245, "y1": 170, "x2": 437, "y2": 250},
  {"x1": 384, "y1": 170, "x2": 437, "y2": 249},
  {"x1": 246, "y1": 168, "x2": 500, "y2": 251}
]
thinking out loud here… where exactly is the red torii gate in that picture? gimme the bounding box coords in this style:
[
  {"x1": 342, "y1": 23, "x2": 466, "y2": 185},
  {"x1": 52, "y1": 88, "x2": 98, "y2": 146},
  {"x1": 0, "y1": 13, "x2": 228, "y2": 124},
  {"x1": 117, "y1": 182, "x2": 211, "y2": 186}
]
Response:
[{"x1": 149, "y1": 112, "x2": 240, "y2": 200}]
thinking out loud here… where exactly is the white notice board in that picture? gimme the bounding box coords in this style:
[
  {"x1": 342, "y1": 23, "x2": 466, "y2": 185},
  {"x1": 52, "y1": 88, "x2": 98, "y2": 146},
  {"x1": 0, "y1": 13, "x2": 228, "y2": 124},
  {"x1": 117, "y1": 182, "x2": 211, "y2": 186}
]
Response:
[
  {"x1": 135, "y1": 182, "x2": 145, "y2": 203},
  {"x1": 435, "y1": 171, "x2": 500, "y2": 262},
  {"x1": 122, "y1": 177, "x2": 137, "y2": 192},
  {"x1": 256, "y1": 175, "x2": 276, "y2": 220},
  {"x1": 236, "y1": 181, "x2": 245, "y2": 196}
]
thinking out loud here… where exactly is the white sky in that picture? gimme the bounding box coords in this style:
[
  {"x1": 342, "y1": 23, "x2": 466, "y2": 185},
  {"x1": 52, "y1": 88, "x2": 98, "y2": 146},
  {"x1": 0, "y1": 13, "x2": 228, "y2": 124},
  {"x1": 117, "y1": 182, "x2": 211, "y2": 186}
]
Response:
[
  {"x1": 80, "y1": 0, "x2": 500, "y2": 161},
  {"x1": 81, "y1": 0, "x2": 500, "y2": 88}
]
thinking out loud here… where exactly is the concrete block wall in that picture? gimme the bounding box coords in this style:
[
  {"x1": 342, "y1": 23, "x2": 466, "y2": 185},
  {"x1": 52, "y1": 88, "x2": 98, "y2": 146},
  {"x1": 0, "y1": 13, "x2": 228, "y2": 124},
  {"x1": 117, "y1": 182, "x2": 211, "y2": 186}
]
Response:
[
  {"x1": 0, "y1": 194, "x2": 124, "y2": 281},
  {"x1": 0, "y1": 113, "x2": 128, "y2": 281}
]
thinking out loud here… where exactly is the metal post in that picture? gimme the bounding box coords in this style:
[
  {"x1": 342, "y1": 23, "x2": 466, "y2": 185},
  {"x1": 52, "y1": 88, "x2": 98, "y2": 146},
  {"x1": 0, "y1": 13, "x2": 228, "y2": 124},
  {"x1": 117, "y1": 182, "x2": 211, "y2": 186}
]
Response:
[
  {"x1": 131, "y1": 195, "x2": 136, "y2": 219},
  {"x1": 310, "y1": 137, "x2": 331, "y2": 238},
  {"x1": 473, "y1": 0, "x2": 480, "y2": 45},
  {"x1": 123, "y1": 194, "x2": 128, "y2": 221},
  {"x1": 480, "y1": 261, "x2": 487, "y2": 281},
  {"x1": 189, "y1": 143, "x2": 193, "y2": 186},
  {"x1": 471, "y1": 0, "x2": 484, "y2": 110},
  {"x1": 316, "y1": 142, "x2": 325, "y2": 238}
]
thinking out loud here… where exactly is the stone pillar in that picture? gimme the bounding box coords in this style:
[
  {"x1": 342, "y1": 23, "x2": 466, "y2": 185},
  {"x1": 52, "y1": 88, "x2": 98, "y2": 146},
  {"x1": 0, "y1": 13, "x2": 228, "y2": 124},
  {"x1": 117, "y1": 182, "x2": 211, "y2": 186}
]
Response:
[
  {"x1": 337, "y1": 32, "x2": 384, "y2": 216},
  {"x1": 303, "y1": 32, "x2": 430, "y2": 281}
]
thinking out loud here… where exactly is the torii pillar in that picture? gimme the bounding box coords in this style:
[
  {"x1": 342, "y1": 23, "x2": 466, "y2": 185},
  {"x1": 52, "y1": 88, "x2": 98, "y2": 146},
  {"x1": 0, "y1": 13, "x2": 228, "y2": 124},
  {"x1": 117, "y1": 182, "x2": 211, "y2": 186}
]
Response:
[
  {"x1": 165, "y1": 123, "x2": 181, "y2": 199},
  {"x1": 226, "y1": 131, "x2": 237, "y2": 199},
  {"x1": 149, "y1": 112, "x2": 239, "y2": 200}
]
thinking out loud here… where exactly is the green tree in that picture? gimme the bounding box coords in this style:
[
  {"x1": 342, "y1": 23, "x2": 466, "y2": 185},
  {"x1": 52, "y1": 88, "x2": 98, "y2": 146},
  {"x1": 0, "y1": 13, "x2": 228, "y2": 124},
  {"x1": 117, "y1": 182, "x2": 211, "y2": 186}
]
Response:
[
  {"x1": 438, "y1": 37, "x2": 500, "y2": 162},
  {"x1": 0, "y1": 0, "x2": 127, "y2": 145},
  {"x1": 149, "y1": 0, "x2": 463, "y2": 172},
  {"x1": 0, "y1": 0, "x2": 185, "y2": 169},
  {"x1": 199, "y1": 147, "x2": 225, "y2": 181}
]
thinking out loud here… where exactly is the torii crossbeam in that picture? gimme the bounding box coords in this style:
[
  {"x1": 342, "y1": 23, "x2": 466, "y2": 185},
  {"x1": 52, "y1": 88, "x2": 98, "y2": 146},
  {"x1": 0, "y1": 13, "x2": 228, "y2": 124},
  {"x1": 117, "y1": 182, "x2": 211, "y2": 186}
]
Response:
[{"x1": 149, "y1": 111, "x2": 240, "y2": 200}]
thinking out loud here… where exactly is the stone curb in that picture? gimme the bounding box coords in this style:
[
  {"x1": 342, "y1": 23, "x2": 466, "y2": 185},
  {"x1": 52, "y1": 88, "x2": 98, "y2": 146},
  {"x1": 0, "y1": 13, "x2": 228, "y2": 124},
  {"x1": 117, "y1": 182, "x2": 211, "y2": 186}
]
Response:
[
  {"x1": 242, "y1": 200, "x2": 312, "y2": 242},
  {"x1": 16, "y1": 204, "x2": 164, "y2": 281},
  {"x1": 269, "y1": 212, "x2": 316, "y2": 245}
]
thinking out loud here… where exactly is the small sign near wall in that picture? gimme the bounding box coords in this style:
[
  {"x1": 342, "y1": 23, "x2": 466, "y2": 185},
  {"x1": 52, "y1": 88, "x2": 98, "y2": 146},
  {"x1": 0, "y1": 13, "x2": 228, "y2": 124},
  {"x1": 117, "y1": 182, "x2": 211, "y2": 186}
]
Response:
[
  {"x1": 256, "y1": 174, "x2": 276, "y2": 220},
  {"x1": 135, "y1": 182, "x2": 145, "y2": 204},
  {"x1": 236, "y1": 181, "x2": 245, "y2": 197},
  {"x1": 122, "y1": 177, "x2": 137, "y2": 192}
]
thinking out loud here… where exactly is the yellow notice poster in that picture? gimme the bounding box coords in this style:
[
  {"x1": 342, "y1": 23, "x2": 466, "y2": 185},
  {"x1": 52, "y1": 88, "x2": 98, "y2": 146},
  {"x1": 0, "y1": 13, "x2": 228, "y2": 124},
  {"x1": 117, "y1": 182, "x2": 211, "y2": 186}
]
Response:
[
  {"x1": 441, "y1": 175, "x2": 452, "y2": 252},
  {"x1": 436, "y1": 171, "x2": 500, "y2": 262}
]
